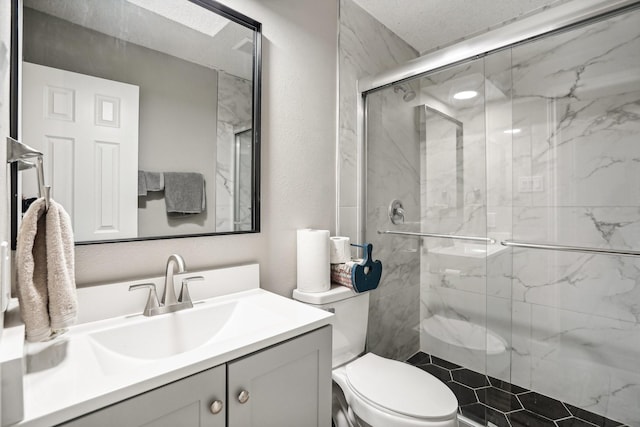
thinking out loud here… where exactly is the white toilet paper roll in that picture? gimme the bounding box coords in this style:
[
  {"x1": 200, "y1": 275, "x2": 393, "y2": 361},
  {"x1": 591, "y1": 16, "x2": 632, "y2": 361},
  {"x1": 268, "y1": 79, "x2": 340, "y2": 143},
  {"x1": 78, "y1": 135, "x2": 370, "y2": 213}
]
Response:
[
  {"x1": 296, "y1": 229, "x2": 331, "y2": 293},
  {"x1": 329, "y1": 236, "x2": 351, "y2": 264}
]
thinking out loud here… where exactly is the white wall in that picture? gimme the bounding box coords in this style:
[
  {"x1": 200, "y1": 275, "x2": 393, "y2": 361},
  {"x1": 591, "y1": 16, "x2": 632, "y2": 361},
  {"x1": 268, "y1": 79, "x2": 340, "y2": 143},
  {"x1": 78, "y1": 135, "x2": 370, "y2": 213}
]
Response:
[
  {"x1": 3, "y1": 0, "x2": 338, "y2": 297},
  {"x1": 0, "y1": 1, "x2": 11, "y2": 419},
  {"x1": 0, "y1": 0, "x2": 12, "y2": 332}
]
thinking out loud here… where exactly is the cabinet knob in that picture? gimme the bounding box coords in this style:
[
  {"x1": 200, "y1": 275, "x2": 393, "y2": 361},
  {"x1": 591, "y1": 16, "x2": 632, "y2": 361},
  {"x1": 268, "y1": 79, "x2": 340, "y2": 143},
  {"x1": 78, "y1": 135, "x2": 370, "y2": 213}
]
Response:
[
  {"x1": 238, "y1": 390, "x2": 250, "y2": 404},
  {"x1": 210, "y1": 400, "x2": 224, "y2": 414}
]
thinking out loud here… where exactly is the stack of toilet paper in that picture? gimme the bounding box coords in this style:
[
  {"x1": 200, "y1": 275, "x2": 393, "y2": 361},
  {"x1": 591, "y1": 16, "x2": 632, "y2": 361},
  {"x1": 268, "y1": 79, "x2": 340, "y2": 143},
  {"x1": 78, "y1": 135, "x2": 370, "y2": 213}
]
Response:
[{"x1": 296, "y1": 230, "x2": 353, "y2": 293}]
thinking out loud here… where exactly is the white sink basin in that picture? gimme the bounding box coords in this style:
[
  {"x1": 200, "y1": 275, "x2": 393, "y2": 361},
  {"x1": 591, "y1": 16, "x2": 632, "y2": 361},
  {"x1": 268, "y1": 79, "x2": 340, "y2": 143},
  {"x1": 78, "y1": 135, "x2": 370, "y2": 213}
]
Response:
[
  {"x1": 86, "y1": 296, "x2": 286, "y2": 374},
  {"x1": 90, "y1": 300, "x2": 259, "y2": 359}
]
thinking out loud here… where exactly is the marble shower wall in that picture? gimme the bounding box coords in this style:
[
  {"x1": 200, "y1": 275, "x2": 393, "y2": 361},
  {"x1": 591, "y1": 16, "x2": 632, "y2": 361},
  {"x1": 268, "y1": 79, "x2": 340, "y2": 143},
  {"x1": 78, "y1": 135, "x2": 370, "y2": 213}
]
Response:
[
  {"x1": 338, "y1": 0, "x2": 419, "y2": 359},
  {"x1": 507, "y1": 9, "x2": 640, "y2": 425},
  {"x1": 345, "y1": 2, "x2": 639, "y2": 423},
  {"x1": 417, "y1": 56, "x2": 505, "y2": 378},
  {"x1": 216, "y1": 71, "x2": 252, "y2": 231},
  {"x1": 420, "y1": 9, "x2": 640, "y2": 425}
]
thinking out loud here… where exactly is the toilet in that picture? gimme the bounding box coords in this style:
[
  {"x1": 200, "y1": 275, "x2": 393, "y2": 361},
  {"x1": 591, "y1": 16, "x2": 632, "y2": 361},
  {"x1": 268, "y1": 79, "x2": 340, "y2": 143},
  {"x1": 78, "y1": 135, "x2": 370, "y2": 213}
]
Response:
[{"x1": 293, "y1": 285, "x2": 459, "y2": 427}]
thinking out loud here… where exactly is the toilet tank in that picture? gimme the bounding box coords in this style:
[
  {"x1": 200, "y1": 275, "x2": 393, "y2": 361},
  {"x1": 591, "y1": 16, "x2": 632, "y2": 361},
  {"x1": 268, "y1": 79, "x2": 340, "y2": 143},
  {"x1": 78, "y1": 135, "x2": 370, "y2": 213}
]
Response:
[{"x1": 293, "y1": 286, "x2": 369, "y2": 368}]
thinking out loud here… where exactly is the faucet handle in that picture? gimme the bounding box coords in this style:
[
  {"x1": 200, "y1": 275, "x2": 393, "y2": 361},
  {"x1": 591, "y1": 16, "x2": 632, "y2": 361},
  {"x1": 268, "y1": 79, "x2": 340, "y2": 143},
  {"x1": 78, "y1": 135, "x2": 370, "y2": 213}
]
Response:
[
  {"x1": 129, "y1": 283, "x2": 160, "y2": 316},
  {"x1": 179, "y1": 276, "x2": 204, "y2": 304}
]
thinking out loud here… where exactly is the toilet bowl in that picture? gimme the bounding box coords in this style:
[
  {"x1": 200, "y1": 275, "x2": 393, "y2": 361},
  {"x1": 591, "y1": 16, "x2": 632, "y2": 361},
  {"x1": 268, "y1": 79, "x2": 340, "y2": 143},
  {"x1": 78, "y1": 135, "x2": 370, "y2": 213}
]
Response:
[{"x1": 293, "y1": 286, "x2": 458, "y2": 427}]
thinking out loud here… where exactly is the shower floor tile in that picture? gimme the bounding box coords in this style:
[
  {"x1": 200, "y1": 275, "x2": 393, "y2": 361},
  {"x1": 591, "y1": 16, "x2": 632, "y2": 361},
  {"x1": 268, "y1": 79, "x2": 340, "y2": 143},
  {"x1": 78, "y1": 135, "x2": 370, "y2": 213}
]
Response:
[
  {"x1": 417, "y1": 363, "x2": 452, "y2": 382},
  {"x1": 405, "y1": 351, "x2": 630, "y2": 427},
  {"x1": 460, "y1": 403, "x2": 511, "y2": 427},
  {"x1": 476, "y1": 387, "x2": 522, "y2": 413}
]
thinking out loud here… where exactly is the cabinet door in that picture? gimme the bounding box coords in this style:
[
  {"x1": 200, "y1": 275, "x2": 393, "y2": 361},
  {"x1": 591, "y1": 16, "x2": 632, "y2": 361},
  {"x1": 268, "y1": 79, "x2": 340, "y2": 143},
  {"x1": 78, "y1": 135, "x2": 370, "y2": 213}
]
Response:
[
  {"x1": 60, "y1": 365, "x2": 226, "y2": 427},
  {"x1": 227, "y1": 326, "x2": 332, "y2": 427}
]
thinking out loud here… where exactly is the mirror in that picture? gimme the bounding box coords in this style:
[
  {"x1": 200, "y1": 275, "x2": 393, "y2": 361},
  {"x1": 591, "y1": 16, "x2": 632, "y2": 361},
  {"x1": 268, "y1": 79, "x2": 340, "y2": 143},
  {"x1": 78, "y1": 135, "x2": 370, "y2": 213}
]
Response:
[{"x1": 13, "y1": 0, "x2": 261, "y2": 244}]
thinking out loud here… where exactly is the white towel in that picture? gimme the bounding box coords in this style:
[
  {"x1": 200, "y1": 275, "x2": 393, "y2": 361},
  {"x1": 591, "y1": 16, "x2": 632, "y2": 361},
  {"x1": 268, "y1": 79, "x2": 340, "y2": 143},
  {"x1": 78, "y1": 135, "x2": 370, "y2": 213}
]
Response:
[{"x1": 16, "y1": 198, "x2": 77, "y2": 342}]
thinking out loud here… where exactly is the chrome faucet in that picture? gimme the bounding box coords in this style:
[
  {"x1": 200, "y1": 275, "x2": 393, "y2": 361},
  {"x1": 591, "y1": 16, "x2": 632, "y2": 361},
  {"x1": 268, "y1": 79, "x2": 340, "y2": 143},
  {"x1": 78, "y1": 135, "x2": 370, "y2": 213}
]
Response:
[{"x1": 129, "y1": 254, "x2": 204, "y2": 316}]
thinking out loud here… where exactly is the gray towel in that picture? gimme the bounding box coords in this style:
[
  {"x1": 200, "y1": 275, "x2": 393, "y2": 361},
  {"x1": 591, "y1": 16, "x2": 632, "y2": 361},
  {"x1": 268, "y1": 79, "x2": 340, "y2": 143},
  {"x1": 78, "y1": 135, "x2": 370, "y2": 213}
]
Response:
[
  {"x1": 144, "y1": 171, "x2": 164, "y2": 191},
  {"x1": 164, "y1": 172, "x2": 206, "y2": 214},
  {"x1": 16, "y1": 198, "x2": 77, "y2": 342},
  {"x1": 138, "y1": 170, "x2": 147, "y2": 196}
]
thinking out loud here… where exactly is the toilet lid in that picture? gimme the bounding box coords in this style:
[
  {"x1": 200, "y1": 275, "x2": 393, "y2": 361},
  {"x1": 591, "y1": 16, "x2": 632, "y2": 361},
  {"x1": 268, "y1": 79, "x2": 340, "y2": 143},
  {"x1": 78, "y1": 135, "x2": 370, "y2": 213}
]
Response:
[{"x1": 345, "y1": 353, "x2": 458, "y2": 419}]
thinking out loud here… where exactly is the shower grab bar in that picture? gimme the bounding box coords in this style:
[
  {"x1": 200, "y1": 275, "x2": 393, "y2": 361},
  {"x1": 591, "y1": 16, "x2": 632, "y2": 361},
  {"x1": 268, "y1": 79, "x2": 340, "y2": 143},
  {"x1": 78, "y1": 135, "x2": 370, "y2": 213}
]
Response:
[
  {"x1": 377, "y1": 230, "x2": 496, "y2": 244},
  {"x1": 501, "y1": 240, "x2": 640, "y2": 258}
]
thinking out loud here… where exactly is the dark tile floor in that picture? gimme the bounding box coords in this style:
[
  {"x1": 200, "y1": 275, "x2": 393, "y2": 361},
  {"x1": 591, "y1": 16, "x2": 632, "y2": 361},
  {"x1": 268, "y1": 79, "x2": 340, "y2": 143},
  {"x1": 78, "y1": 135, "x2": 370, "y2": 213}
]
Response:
[{"x1": 406, "y1": 352, "x2": 629, "y2": 427}]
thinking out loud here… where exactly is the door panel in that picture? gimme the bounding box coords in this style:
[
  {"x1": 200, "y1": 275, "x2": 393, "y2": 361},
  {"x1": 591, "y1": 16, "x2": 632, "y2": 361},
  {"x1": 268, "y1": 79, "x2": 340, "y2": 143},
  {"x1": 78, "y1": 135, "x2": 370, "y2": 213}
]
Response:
[{"x1": 22, "y1": 62, "x2": 139, "y2": 241}]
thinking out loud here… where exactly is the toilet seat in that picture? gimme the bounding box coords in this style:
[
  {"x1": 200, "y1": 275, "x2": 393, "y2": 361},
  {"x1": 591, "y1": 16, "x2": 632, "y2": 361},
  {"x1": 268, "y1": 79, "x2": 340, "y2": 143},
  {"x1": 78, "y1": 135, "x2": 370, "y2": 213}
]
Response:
[{"x1": 333, "y1": 353, "x2": 458, "y2": 427}]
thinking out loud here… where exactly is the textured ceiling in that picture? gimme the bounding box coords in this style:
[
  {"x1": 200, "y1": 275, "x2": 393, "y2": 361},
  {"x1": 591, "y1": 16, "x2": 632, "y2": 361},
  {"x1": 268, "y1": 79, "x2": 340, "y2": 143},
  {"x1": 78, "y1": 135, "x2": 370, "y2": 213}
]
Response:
[{"x1": 352, "y1": 0, "x2": 567, "y2": 54}]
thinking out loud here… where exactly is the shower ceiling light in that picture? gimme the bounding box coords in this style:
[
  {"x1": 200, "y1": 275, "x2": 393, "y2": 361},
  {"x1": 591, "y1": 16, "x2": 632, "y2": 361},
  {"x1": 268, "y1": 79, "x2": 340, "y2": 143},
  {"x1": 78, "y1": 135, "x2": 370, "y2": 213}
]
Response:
[
  {"x1": 504, "y1": 128, "x2": 522, "y2": 134},
  {"x1": 453, "y1": 90, "x2": 477, "y2": 100}
]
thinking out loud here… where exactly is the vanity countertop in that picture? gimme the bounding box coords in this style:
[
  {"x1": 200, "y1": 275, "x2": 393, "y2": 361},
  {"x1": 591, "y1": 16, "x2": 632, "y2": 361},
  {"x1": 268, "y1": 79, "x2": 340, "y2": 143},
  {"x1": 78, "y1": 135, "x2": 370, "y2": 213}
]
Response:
[{"x1": 8, "y1": 265, "x2": 332, "y2": 427}]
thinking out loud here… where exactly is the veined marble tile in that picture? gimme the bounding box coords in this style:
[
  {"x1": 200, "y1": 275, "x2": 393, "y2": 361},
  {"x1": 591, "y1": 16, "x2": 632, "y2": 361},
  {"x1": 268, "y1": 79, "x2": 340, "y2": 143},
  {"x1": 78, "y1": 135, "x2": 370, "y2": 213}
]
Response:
[
  {"x1": 530, "y1": 352, "x2": 611, "y2": 418},
  {"x1": 485, "y1": 296, "x2": 514, "y2": 381},
  {"x1": 425, "y1": 250, "x2": 487, "y2": 295},
  {"x1": 217, "y1": 71, "x2": 252, "y2": 124},
  {"x1": 512, "y1": 92, "x2": 640, "y2": 207},
  {"x1": 353, "y1": 5, "x2": 640, "y2": 424},
  {"x1": 367, "y1": 285, "x2": 420, "y2": 360},
  {"x1": 215, "y1": 121, "x2": 234, "y2": 229},
  {"x1": 338, "y1": 0, "x2": 417, "y2": 230},
  {"x1": 528, "y1": 304, "x2": 640, "y2": 423},
  {"x1": 420, "y1": 286, "x2": 497, "y2": 374},
  {"x1": 510, "y1": 301, "x2": 533, "y2": 390},
  {"x1": 530, "y1": 304, "x2": 640, "y2": 372},
  {"x1": 511, "y1": 9, "x2": 640, "y2": 101},
  {"x1": 510, "y1": 7, "x2": 640, "y2": 208},
  {"x1": 511, "y1": 206, "x2": 640, "y2": 322},
  {"x1": 606, "y1": 367, "x2": 640, "y2": 426},
  {"x1": 216, "y1": 72, "x2": 252, "y2": 232},
  {"x1": 365, "y1": 82, "x2": 421, "y2": 361}
]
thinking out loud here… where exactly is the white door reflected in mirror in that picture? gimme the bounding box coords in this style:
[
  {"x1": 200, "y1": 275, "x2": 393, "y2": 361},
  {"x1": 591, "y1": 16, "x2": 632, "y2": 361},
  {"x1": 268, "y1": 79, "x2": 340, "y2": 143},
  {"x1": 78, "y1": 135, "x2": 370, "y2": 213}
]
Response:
[{"x1": 22, "y1": 62, "x2": 139, "y2": 241}]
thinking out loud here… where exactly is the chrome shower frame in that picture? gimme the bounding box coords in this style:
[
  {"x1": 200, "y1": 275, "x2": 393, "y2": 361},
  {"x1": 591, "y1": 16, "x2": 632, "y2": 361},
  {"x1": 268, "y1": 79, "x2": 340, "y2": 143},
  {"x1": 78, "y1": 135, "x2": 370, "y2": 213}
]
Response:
[{"x1": 354, "y1": 0, "x2": 640, "y2": 245}]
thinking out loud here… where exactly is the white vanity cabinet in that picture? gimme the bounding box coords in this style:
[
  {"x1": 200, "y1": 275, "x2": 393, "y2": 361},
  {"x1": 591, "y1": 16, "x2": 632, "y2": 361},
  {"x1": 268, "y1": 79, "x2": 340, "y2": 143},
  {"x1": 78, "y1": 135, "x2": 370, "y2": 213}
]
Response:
[
  {"x1": 59, "y1": 326, "x2": 331, "y2": 427},
  {"x1": 227, "y1": 325, "x2": 331, "y2": 426},
  {"x1": 60, "y1": 365, "x2": 226, "y2": 427}
]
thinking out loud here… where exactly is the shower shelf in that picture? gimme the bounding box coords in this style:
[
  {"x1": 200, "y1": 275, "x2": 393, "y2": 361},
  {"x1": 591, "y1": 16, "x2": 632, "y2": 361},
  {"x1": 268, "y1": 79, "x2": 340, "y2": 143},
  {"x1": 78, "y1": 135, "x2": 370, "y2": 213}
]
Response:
[{"x1": 377, "y1": 230, "x2": 640, "y2": 258}]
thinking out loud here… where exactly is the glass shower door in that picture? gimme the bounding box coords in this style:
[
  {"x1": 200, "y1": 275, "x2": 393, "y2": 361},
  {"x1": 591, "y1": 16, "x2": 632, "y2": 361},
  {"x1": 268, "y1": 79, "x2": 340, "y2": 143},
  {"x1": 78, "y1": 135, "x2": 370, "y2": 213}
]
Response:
[{"x1": 505, "y1": 9, "x2": 640, "y2": 425}]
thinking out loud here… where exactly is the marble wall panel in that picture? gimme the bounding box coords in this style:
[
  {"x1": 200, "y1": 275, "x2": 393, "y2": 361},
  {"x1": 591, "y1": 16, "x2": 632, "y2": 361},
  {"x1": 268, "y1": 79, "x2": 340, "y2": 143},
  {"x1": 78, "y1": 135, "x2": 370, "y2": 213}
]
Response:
[
  {"x1": 216, "y1": 71, "x2": 252, "y2": 231},
  {"x1": 420, "y1": 8, "x2": 640, "y2": 425},
  {"x1": 527, "y1": 304, "x2": 640, "y2": 425},
  {"x1": 339, "y1": 0, "x2": 421, "y2": 359},
  {"x1": 338, "y1": 0, "x2": 418, "y2": 241},
  {"x1": 348, "y1": 3, "x2": 640, "y2": 424},
  {"x1": 511, "y1": 206, "x2": 640, "y2": 323},
  {"x1": 365, "y1": 87, "x2": 421, "y2": 357}
]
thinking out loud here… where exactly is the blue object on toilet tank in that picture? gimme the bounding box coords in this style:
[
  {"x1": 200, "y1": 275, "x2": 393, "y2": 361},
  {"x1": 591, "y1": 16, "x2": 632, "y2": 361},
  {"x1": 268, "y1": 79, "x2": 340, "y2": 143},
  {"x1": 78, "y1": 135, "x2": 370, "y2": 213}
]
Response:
[{"x1": 350, "y1": 243, "x2": 382, "y2": 293}]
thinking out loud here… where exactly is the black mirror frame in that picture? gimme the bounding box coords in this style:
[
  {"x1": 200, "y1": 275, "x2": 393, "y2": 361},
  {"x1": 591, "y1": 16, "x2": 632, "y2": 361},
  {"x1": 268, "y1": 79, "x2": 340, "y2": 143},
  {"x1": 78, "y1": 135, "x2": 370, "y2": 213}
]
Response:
[{"x1": 10, "y1": 0, "x2": 262, "y2": 248}]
